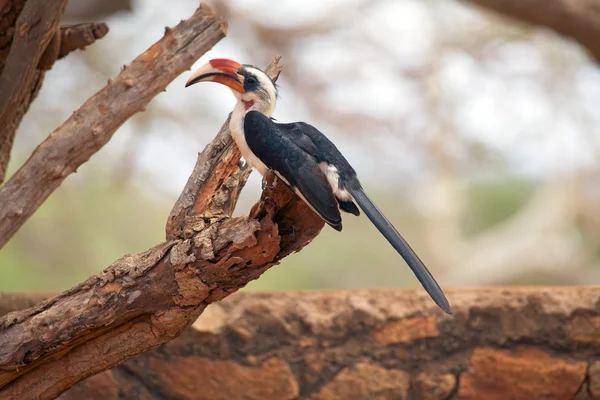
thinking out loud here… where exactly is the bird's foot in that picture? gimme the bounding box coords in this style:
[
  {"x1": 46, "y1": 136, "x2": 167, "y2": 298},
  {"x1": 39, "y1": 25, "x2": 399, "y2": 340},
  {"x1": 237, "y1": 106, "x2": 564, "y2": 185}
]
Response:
[{"x1": 262, "y1": 169, "x2": 278, "y2": 191}]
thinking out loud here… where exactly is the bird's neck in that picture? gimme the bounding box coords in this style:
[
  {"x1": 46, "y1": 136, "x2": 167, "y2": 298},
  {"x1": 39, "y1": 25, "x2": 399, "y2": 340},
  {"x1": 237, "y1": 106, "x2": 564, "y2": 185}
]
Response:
[
  {"x1": 233, "y1": 98, "x2": 275, "y2": 118},
  {"x1": 230, "y1": 100, "x2": 275, "y2": 148}
]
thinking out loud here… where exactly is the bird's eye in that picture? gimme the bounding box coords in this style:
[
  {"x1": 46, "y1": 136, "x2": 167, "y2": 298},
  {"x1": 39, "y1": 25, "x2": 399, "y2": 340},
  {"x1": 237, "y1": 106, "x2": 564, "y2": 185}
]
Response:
[{"x1": 246, "y1": 76, "x2": 257, "y2": 85}]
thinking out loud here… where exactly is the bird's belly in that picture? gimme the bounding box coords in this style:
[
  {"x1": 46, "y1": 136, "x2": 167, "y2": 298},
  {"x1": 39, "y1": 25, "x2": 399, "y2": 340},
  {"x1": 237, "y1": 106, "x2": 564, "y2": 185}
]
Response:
[{"x1": 230, "y1": 122, "x2": 269, "y2": 175}]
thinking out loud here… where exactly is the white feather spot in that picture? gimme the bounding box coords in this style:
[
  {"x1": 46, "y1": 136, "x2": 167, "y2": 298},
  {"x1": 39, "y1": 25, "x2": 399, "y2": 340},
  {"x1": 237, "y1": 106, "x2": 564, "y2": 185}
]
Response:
[{"x1": 319, "y1": 162, "x2": 351, "y2": 200}]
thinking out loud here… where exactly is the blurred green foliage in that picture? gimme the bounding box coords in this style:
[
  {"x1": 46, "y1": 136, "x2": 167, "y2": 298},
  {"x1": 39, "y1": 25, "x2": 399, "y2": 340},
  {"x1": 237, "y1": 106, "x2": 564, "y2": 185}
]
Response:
[
  {"x1": 0, "y1": 169, "x2": 536, "y2": 294},
  {"x1": 462, "y1": 177, "x2": 534, "y2": 236}
]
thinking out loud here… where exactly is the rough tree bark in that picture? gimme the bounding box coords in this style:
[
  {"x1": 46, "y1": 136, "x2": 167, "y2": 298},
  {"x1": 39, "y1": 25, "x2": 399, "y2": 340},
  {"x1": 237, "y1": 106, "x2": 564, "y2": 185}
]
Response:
[
  {"x1": 0, "y1": 80, "x2": 326, "y2": 399},
  {"x1": 0, "y1": 171, "x2": 323, "y2": 399},
  {"x1": 463, "y1": 0, "x2": 600, "y2": 61},
  {"x1": 0, "y1": 0, "x2": 68, "y2": 183},
  {"x1": 43, "y1": 288, "x2": 598, "y2": 400}
]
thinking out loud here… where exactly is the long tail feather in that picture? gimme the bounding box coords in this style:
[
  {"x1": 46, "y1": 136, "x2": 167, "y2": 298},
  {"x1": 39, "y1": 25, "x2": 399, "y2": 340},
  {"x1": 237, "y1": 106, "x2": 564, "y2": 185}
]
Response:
[{"x1": 349, "y1": 186, "x2": 452, "y2": 314}]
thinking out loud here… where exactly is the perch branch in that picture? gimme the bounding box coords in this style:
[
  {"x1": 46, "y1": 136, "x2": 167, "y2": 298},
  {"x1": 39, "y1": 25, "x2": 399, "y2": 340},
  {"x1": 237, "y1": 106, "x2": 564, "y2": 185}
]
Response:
[
  {"x1": 0, "y1": 174, "x2": 324, "y2": 399},
  {"x1": 0, "y1": 53, "x2": 325, "y2": 399},
  {"x1": 0, "y1": 4, "x2": 227, "y2": 250},
  {"x1": 62, "y1": 288, "x2": 600, "y2": 400},
  {"x1": 464, "y1": 0, "x2": 600, "y2": 61},
  {"x1": 0, "y1": 0, "x2": 68, "y2": 183}
]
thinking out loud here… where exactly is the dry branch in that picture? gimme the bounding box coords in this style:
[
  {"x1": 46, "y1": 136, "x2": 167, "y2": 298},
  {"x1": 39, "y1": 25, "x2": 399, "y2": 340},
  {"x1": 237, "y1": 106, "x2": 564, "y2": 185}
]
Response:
[
  {"x1": 464, "y1": 0, "x2": 600, "y2": 61},
  {"x1": 0, "y1": 175, "x2": 323, "y2": 399},
  {"x1": 0, "y1": 0, "x2": 68, "y2": 183},
  {"x1": 0, "y1": 4, "x2": 227, "y2": 250},
  {"x1": 0, "y1": 48, "x2": 325, "y2": 397},
  {"x1": 56, "y1": 288, "x2": 600, "y2": 400}
]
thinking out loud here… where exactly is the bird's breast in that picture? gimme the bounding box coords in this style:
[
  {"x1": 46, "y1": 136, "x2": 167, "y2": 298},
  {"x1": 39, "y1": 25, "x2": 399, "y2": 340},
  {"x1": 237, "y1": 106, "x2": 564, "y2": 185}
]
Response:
[{"x1": 230, "y1": 111, "x2": 269, "y2": 175}]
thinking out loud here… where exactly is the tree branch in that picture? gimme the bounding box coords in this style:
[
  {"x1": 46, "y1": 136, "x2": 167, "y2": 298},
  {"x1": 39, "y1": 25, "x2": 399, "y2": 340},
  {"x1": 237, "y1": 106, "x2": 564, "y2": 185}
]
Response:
[
  {"x1": 0, "y1": 0, "x2": 68, "y2": 183},
  {"x1": 0, "y1": 4, "x2": 227, "y2": 250},
  {"x1": 464, "y1": 0, "x2": 600, "y2": 61},
  {"x1": 0, "y1": 49, "x2": 324, "y2": 397},
  {"x1": 58, "y1": 288, "x2": 600, "y2": 400},
  {"x1": 0, "y1": 173, "x2": 323, "y2": 399}
]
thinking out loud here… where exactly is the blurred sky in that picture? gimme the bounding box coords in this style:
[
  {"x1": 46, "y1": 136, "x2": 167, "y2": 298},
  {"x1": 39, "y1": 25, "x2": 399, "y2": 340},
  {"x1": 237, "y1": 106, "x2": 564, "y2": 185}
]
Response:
[
  {"x1": 3, "y1": 0, "x2": 600, "y2": 293},
  {"x1": 17, "y1": 0, "x2": 600, "y2": 196}
]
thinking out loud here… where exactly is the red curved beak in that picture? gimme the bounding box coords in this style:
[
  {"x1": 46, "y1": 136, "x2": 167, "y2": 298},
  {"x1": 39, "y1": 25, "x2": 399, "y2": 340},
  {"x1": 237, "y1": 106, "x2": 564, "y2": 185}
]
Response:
[{"x1": 185, "y1": 58, "x2": 245, "y2": 93}]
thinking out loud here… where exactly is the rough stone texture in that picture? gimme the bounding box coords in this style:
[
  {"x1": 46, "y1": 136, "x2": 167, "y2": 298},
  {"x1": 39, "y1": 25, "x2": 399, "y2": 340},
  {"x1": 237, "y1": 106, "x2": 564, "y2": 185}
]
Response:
[
  {"x1": 144, "y1": 357, "x2": 299, "y2": 400},
  {"x1": 312, "y1": 363, "x2": 409, "y2": 400},
  {"x1": 575, "y1": 382, "x2": 594, "y2": 400},
  {"x1": 460, "y1": 347, "x2": 587, "y2": 400},
  {"x1": 50, "y1": 288, "x2": 600, "y2": 399},
  {"x1": 372, "y1": 316, "x2": 439, "y2": 345},
  {"x1": 414, "y1": 372, "x2": 456, "y2": 400},
  {"x1": 589, "y1": 361, "x2": 600, "y2": 399},
  {"x1": 58, "y1": 371, "x2": 118, "y2": 400}
]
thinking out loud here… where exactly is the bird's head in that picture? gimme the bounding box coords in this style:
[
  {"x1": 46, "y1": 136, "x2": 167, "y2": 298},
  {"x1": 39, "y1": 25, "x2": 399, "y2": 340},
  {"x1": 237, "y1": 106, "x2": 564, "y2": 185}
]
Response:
[{"x1": 185, "y1": 58, "x2": 277, "y2": 116}]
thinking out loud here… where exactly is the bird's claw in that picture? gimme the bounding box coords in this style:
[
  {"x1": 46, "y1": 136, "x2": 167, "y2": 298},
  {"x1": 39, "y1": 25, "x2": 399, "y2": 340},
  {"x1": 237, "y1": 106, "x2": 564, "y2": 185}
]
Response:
[{"x1": 262, "y1": 169, "x2": 278, "y2": 191}]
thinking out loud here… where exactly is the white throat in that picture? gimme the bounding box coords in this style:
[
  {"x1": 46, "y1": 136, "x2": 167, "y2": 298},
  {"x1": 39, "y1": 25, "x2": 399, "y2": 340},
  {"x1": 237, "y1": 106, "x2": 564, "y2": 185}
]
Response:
[{"x1": 228, "y1": 66, "x2": 278, "y2": 175}]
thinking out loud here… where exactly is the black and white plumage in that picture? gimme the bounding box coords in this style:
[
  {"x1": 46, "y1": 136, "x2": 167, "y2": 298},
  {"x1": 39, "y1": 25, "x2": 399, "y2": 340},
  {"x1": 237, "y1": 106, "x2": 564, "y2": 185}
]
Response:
[{"x1": 186, "y1": 58, "x2": 452, "y2": 314}]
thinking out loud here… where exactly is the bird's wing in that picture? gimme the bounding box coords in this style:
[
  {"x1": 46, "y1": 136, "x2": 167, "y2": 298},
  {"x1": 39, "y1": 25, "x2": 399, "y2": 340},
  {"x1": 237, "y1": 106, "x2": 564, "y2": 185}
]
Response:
[
  {"x1": 244, "y1": 111, "x2": 342, "y2": 230},
  {"x1": 274, "y1": 122, "x2": 320, "y2": 157}
]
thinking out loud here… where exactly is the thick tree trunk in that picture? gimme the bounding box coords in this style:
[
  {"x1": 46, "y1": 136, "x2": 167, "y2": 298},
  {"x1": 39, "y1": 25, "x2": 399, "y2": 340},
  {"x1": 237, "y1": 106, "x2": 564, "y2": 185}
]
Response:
[
  {"x1": 0, "y1": 0, "x2": 68, "y2": 183},
  {"x1": 53, "y1": 288, "x2": 600, "y2": 400},
  {"x1": 0, "y1": 0, "x2": 110, "y2": 184}
]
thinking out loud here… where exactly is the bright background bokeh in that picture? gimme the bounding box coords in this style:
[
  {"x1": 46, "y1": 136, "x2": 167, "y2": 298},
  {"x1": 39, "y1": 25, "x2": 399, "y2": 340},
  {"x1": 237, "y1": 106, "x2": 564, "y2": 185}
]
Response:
[{"x1": 2, "y1": 0, "x2": 600, "y2": 293}]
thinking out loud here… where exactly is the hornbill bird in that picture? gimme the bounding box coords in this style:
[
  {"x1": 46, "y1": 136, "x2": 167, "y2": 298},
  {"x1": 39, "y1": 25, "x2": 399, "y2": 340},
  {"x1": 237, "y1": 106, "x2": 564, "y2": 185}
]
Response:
[{"x1": 185, "y1": 58, "x2": 452, "y2": 314}]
